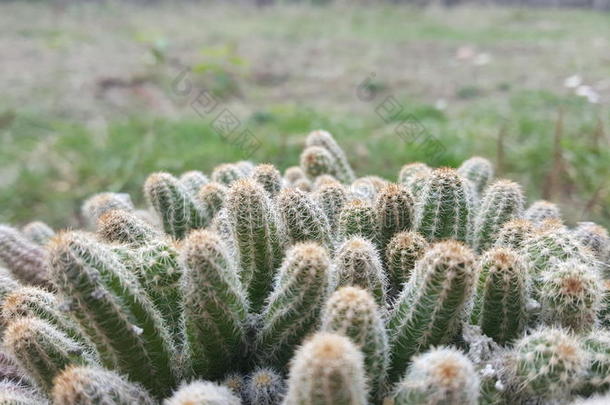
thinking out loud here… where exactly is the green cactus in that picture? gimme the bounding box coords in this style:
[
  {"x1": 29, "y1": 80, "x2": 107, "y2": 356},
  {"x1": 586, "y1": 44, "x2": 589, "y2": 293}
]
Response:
[
  {"x1": 284, "y1": 166, "x2": 306, "y2": 185},
  {"x1": 48, "y1": 231, "x2": 177, "y2": 397},
  {"x1": 337, "y1": 199, "x2": 379, "y2": 244},
  {"x1": 313, "y1": 181, "x2": 348, "y2": 238},
  {"x1": 222, "y1": 372, "x2": 248, "y2": 403},
  {"x1": 246, "y1": 368, "x2": 285, "y2": 405},
  {"x1": 525, "y1": 200, "x2": 562, "y2": 225},
  {"x1": 504, "y1": 327, "x2": 587, "y2": 403},
  {"x1": 472, "y1": 179, "x2": 524, "y2": 253},
  {"x1": 211, "y1": 163, "x2": 244, "y2": 186},
  {"x1": 277, "y1": 187, "x2": 331, "y2": 246},
  {"x1": 374, "y1": 183, "x2": 414, "y2": 254},
  {"x1": 306, "y1": 130, "x2": 355, "y2": 184},
  {"x1": 180, "y1": 230, "x2": 249, "y2": 380},
  {"x1": 0, "y1": 225, "x2": 49, "y2": 287},
  {"x1": 0, "y1": 267, "x2": 22, "y2": 315},
  {"x1": 573, "y1": 221, "x2": 610, "y2": 265},
  {"x1": 128, "y1": 240, "x2": 183, "y2": 344},
  {"x1": 0, "y1": 381, "x2": 48, "y2": 405},
  {"x1": 226, "y1": 179, "x2": 285, "y2": 312},
  {"x1": 334, "y1": 237, "x2": 387, "y2": 306},
  {"x1": 414, "y1": 168, "x2": 474, "y2": 243},
  {"x1": 81, "y1": 193, "x2": 134, "y2": 228},
  {"x1": 0, "y1": 352, "x2": 33, "y2": 388},
  {"x1": 2, "y1": 286, "x2": 95, "y2": 351},
  {"x1": 398, "y1": 162, "x2": 431, "y2": 186},
  {"x1": 96, "y1": 209, "x2": 162, "y2": 247},
  {"x1": 539, "y1": 259, "x2": 602, "y2": 333},
  {"x1": 522, "y1": 224, "x2": 597, "y2": 297},
  {"x1": 164, "y1": 381, "x2": 242, "y2": 405},
  {"x1": 385, "y1": 231, "x2": 428, "y2": 300},
  {"x1": 236, "y1": 160, "x2": 256, "y2": 176},
  {"x1": 4, "y1": 317, "x2": 98, "y2": 392},
  {"x1": 574, "y1": 330, "x2": 610, "y2": 397},
  {"x1": 253, "y1": 164, "x2": 283, "y2": 198},
  {"x1": 178, "y1": 170, "x2": 209, "y2": 196},
  {"x1": 394, "y1": 347, "x2": 480, "y2": 405},
  {"x1": 293, "y1": 177, "x2": 312, "y2": 192},
  {"x1": 21, "y1": 222, "x2": 54, "y2": 246},
  {"x1": 300, "y1": 145, "x2": 338, "y2": 180},
  {"x1": 458, "y1": 156, "x2": 494, "y2": 195},
  {"x1": 257, "y1": 242, "x2": 332, "y2": 371},
  {"x1": 494, "y1": 218, "x2": 535, "y2": 251},
  {"x1": 282, "y1": 332, "x2": 368, "y2": 405},
  {"x1": 313, "y1": 174, "x2": 339, "y2": 190},
  {"x1": 321, "y1": 286, "x2": 389, "y2": 400},
  {"x1": 471, "y1": 248, "x2": 528, "y2": 345},
  {"x1": 144, "y1": 172, "x2": 209, "y2": 239},
  {"x1": 388, "y1": 240, "x2": 477, "y2": 382},
  {"x1": 196, "y1": 182, "x2": 228, "y2": 220},
  {"x1": 52, "y1": 366, "x2": 156, "y2": 405}
]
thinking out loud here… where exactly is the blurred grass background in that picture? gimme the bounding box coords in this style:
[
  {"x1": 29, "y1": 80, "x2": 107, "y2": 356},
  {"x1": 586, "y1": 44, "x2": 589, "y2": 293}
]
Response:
[{"x1": 0, "y1": 2, "x2": 608, "y2": 229}]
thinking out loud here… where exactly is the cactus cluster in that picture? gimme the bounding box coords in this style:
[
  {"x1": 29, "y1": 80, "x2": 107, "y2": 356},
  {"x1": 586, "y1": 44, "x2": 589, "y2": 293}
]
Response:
[{"x1": 0, "y1": 129, "x2": 609, "y2": 404}]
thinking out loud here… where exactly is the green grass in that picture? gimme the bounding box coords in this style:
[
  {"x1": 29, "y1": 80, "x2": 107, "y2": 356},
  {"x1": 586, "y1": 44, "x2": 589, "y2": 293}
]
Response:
[{"x1": 0, "y1": 2, "x2": 608, "y2": 230}]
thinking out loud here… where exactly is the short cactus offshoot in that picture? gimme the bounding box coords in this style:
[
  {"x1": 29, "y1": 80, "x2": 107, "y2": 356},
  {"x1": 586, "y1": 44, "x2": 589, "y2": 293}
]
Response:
[{"x1": 3, "y1": 129, "x2": 610, "y2": 405}]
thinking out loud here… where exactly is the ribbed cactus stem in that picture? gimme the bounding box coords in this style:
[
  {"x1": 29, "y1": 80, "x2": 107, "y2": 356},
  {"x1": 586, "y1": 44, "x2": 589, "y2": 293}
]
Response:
[
  {"x1": 21, "y1": 222, "x2": 54, "y2": 246},
  {"x1": 97, "y1": 209, "x2": 162, "y2": 247},
  {"x1": 573, "y1": 221, "x2": 610, "y2": 265},
  {"x1": 257, "y1": 243, "x2": 332, "y2": 370},
  {"x1": 394, "y1": 347, "x2": 480, "y2": 405},
  {"x1": 525, "y1": 200, "x2": 562, "y2": 225},
  {"x1": 494, "y1": 218, "x2": 535, "y2": 250},
  {"x1": 321, "y1": 287, "x2": 389, "y2": 400},
  {"x1": 196, "y1": 182, "x2": 228, "y2": 220},
  {"x1": 505, "y1": 327, "x2": 587, "y2": 402},
  {"x1": 414, "y1": 168, "x2": 474, "y2": 243},
  {"x1": 306, "y1": 130, "x2": 355, "y2": 184},
  {"x1": 375, "y1": 183, "x2": 414, "y2": 254},
  {"x1": 211, "y1": 163, "x2": 244, "y2": 185},
  {"x1": 471, "y1": 248, "x2": 528, "y2": 345},
  {"x1": 314, "y1": 181, "x2": 348, "y2": 238},
  {"x1": 222, "y1": 373, "x2": 247, "y2": 403},
  {"x1": 313, "y1": 174, "x2": 339, "y2": 190},
  {"x1": 52, "y1": 366, "x2": 156, "y2": 405},
  {"x1": 388, "y1": 241, "x2": 476, "y2": 382},
  {"x1": 178, "y1": 170, "x2": 209, "y2": 196},
  {"x1": 128, "y1": 240, "x2": 183, "y2": 343},
  {"x1": 253, "y1": 164, "x2": 283, "y2": 198},
  {"x1": 472, "y1": 179, "x2": 524, "y2": 253},
  {"x1": 282, "y1": 332, "x2": 368, "y2": 405},
  {"x1": 398, "y1": 162, "x2": 431, "y2": 186},
  {"x1": 337, "y1": 199, "x2": 379, "y2": 244},
  {"x1": 334, "y1": 237, "x2": 387, "y2": 305},
  {"x1": 3, "y1": 317, "x2": 98, "y2": 392},
  {"x1": 48, "y1": 231, "x2": 177, "y2": 396},
  {"x1": 522, "y1": 225, "x2": 597, "y2": 297},
  {"x1": 0, "y1": 225, "x2": 49, "y2": 287},
  {"x1": 2, "y1": 286, "x2": 95, "y2": 352},
  {"x1": 577, "y1": 330, "x2": 610, "y2": 396},
  {"x1": 0, "y1": 267, "x2": 22, "y2": 313},
  {"x1": 246, "y1": 368, "x2": 286, "y2": 405},
  {"x1": 0, "y1": 381, "x2": 48, "y2": 405},
  {"x1": 81, "y1": 192, "x2": 134, "y2": 227},
  {"x1": 277, "y1": 188, "x2": 331, "y2": 246},
  {"x1": 181, "y1": 230, "x2": 249, "y2": 380},
  {"x1": 300, "y1": 146, "x2": 338, "y2": 180},
  {"x1": 458, "y1": 156, "x2": 494, "y2": 195},
  {"x1": 385, "y1": 231, "x2": 428, "y2": 299},
  {"x1": 164, "y1": 381, "x2": 242, "y2": 405},
  {"x1": 226, "y1": 179, "x2": 285, "y2": 312},
  {"x1": 539, "y1": 259, "x2": 602, "y2": 333},
  {"x1": 0, "y1": 352, "x2": 33, "y2": 388},
  {"x1": 144, "y1": 172, "x2": 209, "y2": 238}
]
